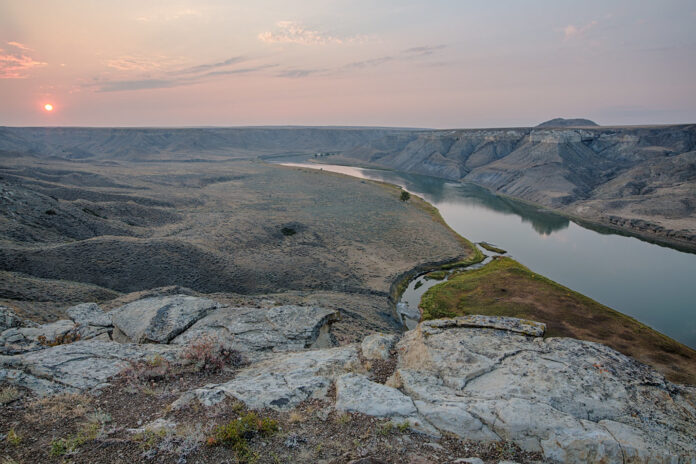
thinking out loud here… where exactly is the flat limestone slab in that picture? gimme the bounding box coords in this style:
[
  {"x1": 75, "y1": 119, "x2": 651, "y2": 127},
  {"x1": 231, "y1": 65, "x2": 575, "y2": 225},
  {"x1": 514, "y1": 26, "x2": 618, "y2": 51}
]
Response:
[{"x1": 109, "y1": 295, "x2": 220, "y2": 343}]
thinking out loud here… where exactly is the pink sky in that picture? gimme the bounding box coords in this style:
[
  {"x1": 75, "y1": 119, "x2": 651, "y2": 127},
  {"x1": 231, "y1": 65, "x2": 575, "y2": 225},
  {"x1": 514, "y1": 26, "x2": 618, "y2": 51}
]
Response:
[{"x1": 1, "y1": 0, "x2": 695, "y2": 127}]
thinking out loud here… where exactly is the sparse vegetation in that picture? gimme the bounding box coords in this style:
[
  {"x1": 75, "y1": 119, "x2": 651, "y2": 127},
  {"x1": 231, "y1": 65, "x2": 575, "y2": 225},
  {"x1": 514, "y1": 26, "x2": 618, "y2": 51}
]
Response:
[
  {"x1": 180, "y1": 335, "x2": 244, "y2": 372},
  {"x1": 6, "y1": 429, "x2": 21, "y2": 446},
  {"x1": 424, "y1": 270, "x2": 447, "y2": 281},
  {"x1": 37, "y1": 331, "x2": 81, "y2": 347},
  {"x1": 400, "y1": 190, "x2": 410, "y2": 202},
  {"x1": 207, "y1": 412, "x2": 279, "y2": 462},
  {"x1": 119, "y1": 355, "x2": 174, "y2": 388},
  {"x1": 49, "y1": 422, "x2": 100, "y2": 456},
  {"x1": 281, "y1": 226, "x2": 296, "y2": 236}
]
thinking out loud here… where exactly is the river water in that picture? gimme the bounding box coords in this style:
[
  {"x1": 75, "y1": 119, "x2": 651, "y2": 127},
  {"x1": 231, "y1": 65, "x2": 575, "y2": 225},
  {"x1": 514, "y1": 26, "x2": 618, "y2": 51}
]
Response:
[{"x1": 277, "y1": 160, "x2": 696, "y2": 348}]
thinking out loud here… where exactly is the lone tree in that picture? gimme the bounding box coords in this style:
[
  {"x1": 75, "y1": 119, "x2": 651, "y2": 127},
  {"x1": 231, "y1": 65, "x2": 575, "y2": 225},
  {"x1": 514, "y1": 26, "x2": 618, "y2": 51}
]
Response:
[{"x1": 400, "y1": 190, "x2": 411, "y2": 202}]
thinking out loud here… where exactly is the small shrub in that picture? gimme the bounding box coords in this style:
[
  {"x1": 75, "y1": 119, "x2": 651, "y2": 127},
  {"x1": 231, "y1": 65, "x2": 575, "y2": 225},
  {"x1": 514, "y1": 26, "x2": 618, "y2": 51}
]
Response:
[
  {"x1": 6, "y1": 428, "x2": 21, "y2": 446},
  {"x1": 400, "y1": 191, "x2": 410, "y2": 202},
  {"x1": 119, "y1": 355, "x2": 173, "y2": 388},
  {"x1": 44, "y1": 209, "x2": 57, "y2": 215},
  {"x1": 207, "y1": 412, "x2": 278, "y2": 462},
  {"x1": 37, "y1": 331, "x2": 81, "y2": 347},
  {"x1": 281, "y1": 227, "x2": 296, "y2": 236},
  {"x1": 49, "y1": 422, "x2": 99, "y2": 456},
  {"x1": 180, "y1": 335, "x2": 244, "y2": 372}
]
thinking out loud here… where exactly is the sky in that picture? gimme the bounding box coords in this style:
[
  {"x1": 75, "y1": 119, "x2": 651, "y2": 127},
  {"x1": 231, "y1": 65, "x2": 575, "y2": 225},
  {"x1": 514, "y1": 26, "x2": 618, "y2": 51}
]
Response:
[{"x1": 1, "y1": 0, "x2": 695, "y2": 128}]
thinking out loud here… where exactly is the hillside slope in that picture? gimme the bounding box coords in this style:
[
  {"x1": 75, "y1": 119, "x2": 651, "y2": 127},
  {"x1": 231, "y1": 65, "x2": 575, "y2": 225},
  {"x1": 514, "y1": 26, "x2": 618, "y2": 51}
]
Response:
[{"x1": 336, "y1": 125, "x2": 696, "y2": 248}]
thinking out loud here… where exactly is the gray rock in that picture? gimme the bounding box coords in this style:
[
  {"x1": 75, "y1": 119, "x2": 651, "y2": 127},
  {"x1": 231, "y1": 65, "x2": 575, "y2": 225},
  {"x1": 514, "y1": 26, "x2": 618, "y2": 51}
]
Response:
[
  {"x1": 66, "y1": 303, "x2": 112, "y2": 327},
  {"x1": 361, "y1": 333, "x2": 397, "y2": 360},
  {"x1": 171, "y1": 305, "x2": 338, "y2": 357},
  {"x1": 335, "y1": 373, "x2": 416, "y2": 417},
  {"x1": 0, "y1": 339, "x2": 180, "y2": 395},
  {"x1": 393, "y1": 317, "x2": 696, "y2": 463},
  {"x1": 452, "y1": 459, "x2": 484, "y2": 464},
  {"x1": 420, "y1": 315, "x2": 546, "y2": 337},
  {"x1": 109, "y1": 295, "x2": 220, "y2": 343},
  {"x1": 174, "y1": 346, "x2": 360, "y2": 410},
  {"x1": 0, "y1": 306, "x2": 34, "y2": 332},
  {"x1": 0, "y1": 319, "x2": 77, "y2": 355}
]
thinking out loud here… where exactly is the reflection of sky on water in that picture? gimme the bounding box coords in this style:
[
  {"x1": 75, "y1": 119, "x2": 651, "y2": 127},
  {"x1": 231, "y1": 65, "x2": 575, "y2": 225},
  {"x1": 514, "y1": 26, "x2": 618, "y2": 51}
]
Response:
[{"x1": 279, "y1": 161, "x2": 696, "y2": 347}]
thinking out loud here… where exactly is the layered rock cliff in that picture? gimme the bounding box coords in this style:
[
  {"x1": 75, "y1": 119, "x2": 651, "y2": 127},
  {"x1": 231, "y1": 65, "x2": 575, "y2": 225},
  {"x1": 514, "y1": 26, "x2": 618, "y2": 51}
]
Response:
[{"x1": 336, "y1": 125, "x2": 696, "y2": 248}]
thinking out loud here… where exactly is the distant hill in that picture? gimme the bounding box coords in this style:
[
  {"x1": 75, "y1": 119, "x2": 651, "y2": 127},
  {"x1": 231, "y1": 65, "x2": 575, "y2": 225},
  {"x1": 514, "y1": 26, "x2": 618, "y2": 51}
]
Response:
[{"x1": 536, "y1": 118, "x2": 599, "y2": 128}]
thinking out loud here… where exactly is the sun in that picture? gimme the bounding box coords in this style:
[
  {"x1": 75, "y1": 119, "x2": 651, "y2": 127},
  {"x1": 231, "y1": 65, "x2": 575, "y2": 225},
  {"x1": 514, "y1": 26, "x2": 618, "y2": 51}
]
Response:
[{"x1": 43, "y1": 103, "x2": 54, "y2": 112}]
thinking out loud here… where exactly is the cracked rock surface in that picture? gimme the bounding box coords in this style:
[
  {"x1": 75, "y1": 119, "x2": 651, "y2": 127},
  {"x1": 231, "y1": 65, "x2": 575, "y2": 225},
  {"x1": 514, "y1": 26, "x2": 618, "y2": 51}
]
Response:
[
  {"x1": 392, "y1": 319, "x2": 696, "y2": 463},
  {"x1": 0, "y1": 295, "x2": 341, "y2": 397}
]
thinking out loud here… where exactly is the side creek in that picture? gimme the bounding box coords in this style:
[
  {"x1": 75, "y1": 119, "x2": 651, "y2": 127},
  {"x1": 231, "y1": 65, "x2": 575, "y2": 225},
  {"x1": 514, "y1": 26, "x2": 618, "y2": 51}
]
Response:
[{"x1": 396, "y1": 244, "x2": 505, "y2": 329}]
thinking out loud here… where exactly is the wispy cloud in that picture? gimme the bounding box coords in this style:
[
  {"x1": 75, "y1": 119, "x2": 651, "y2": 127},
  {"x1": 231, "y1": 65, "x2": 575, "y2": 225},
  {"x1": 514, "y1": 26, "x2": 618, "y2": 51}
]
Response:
[
  {"x1": 0, "y1": 41, "x2": 47, "y2": 78},
  {"x1": 403, "y1": 45, "x2": 446, "y2": 56},
  {"x1": 105, "y1": 55, "x2": 183, "y2": 72},
  {"x1": 563, "y1": 20, "x2": 598, "y2": 40},
  {"x1": 94, "y1": 56, "x2": 274, "y2": 92},
  {"x1": 278, "y1": 45, "x2": 447, "y2": 78},
  {"x1": 136, "y1": 8, "x2": 201, "y2": 22},
  {"x1": 258, "y1": 21, "x2": 366, "y2": 45},
  {"x1": 176, "y1": 56, "x2": 246, "y2": 75}
]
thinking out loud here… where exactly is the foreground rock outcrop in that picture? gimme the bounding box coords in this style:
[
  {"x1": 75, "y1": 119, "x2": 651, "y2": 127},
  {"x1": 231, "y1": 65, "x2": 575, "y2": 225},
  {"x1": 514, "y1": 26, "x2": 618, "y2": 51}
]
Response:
[
  {"x1": 175, "y1": 314, "x2": 696, "y2": 463},
  {"x1": 1, "y1": 297, "x2": 694, "y2": 463}
]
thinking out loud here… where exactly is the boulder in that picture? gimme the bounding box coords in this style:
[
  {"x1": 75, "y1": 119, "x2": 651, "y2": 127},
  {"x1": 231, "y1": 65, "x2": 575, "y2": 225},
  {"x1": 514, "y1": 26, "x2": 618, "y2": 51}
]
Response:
[
  {"x1": 109, "y1": 295, "x2": 220, "y2": 343},
  {"x1": 0, "y1": 319, "x2": 77, "y2": 355},
  {"x1": 0, "y1": 306, "x2": 34, "y2": 332},
  {"x1": 174, "y1": 345, "x2": 360, "y2": 410},
  {"x1": 0, "y1": 339, "x2": 180, "y2": 395},
  {"x1": 171, "y1": 305, "x2": 338, "y2": 356},
  {"x1": 66, "y1": 303, "x2": 112, "y2": 327},
  {"x1": 361, "y1": 333, "x2": 397, "y2": 360},
  {"x1": 335, "y1": 373, "x2": 416, "y2": 417},
  {"x1": 392, "y1": 317, "x2": 696, "y2": 463}
]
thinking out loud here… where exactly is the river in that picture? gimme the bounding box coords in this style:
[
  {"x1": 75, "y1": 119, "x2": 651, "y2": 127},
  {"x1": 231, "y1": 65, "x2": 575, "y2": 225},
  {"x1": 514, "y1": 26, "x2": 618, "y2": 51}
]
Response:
[{"x1": 276, "y1": 159, "x2": 696, "y2": 348}]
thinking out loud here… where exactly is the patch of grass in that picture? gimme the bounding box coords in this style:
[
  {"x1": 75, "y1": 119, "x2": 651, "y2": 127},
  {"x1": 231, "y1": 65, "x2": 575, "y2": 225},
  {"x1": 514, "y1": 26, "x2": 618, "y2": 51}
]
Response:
[
  {"x1": 0, "y1": 386, "x2": 21, "y2": 405},
  {"x1": 49, "y1": 422, "x2": 99, "y2": 456},
  {"x1": 479, "y1": 242, "x2": 506, "y2": 254},
  {"x1": 6, "y1": 429, "x2": 21, "y2": 446},
  {"x1": 420, "y1": 257, "x2": 696, "y2": 385},
  {"x1": 424, "y1": 270, "x2": 447, "y2": 281},
  {"x1": 376, "y1": 420, "x2": 409, "y2": 436},
  {"x1": 207, "y1": 412, "x2": 278, "y2": 462},
  {"x1": 413, "y1": 280, "x2": 423, "y2": 290}
]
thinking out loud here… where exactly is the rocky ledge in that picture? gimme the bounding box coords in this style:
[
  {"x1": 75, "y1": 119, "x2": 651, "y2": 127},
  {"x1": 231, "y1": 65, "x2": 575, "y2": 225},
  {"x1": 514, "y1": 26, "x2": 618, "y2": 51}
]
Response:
[{"x1": 1, "y1": 299, "x2": 694, "y2": 463}]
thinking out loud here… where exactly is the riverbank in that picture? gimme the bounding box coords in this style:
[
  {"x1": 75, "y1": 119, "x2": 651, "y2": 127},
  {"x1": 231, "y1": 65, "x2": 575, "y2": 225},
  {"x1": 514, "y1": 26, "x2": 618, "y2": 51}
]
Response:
[{"x1": 420, "y1": 257, "x2": 696, "y2": 385}]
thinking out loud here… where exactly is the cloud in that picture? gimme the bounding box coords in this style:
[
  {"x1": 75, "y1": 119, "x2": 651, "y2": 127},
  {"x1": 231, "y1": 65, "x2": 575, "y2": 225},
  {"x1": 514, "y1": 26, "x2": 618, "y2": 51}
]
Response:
[
  {"x1": 278, "y1": 44, "x2": 447, "y2": 78},
  {"x1": 563, "y1": 20, "x2": 598, "y2": 40},
  {"x1": 105, "y1": 55, "x2": 183, "y2": 72},
  {"x1": 0, "y1": 42, "x2": 47, "y2": 78},
  {"x1": 176, "y1": 56, "x2": 246, "y2": 75},
  {"x1": 94, "y1": 56, "x2": 276, "y2": 92},
  {"x1": 136, "y1": 8, "x2": 201, "y2": 22},
  {"x1": 403, "y1": 45, "x2": 446, "y2": 56},
  {"x1": 258, "y1": 21, "x2": 365, "y2": 45}
]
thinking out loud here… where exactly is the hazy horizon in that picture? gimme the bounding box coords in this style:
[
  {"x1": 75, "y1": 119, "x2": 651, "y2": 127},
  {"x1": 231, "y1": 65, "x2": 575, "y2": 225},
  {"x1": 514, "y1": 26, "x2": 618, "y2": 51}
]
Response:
[{"x1": 2, "y1": 0, "x2": 696, "y2": 128}]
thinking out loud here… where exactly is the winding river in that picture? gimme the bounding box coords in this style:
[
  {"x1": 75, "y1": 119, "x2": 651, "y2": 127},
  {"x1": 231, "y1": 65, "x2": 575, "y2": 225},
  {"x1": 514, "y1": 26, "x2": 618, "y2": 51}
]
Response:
[{"x1": 276, "y1": 159, "x2": 696, "y2": 348}]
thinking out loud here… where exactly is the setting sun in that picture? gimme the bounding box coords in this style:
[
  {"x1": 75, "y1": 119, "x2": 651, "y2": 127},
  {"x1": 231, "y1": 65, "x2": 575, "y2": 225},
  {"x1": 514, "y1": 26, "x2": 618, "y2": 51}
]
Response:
[{"x1": 43, "y1": 103, "x2": 53, "y2": 112}]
